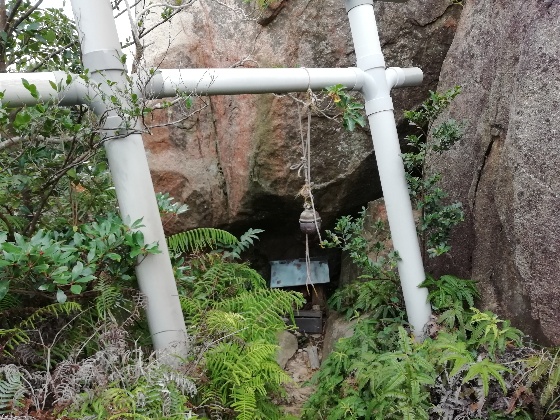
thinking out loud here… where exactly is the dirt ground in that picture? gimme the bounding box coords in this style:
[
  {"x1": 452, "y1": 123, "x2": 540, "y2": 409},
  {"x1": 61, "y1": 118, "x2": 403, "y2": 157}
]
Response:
[{"x1": 278, "y1": 333, "x2": 323, "y2": 418}]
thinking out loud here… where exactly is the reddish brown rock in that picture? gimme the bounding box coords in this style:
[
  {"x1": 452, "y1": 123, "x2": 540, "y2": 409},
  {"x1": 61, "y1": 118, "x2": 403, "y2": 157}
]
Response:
[{"x1": 142, "y1": 0, "x2": 461, "y2": 245}]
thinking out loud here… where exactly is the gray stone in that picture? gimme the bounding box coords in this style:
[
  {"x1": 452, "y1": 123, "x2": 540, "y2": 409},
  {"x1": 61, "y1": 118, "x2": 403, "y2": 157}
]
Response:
[
  {"x1": 429, "y1": 0, "x2": 560, "y2": 344},
  {"x1": 276, "y1": 330, "x2": 298, "y2": 368},
  {"x1": 305, "y1": 345, "x2": 321, "y2": 370},
  {"x1": 322, "y1": 311, "x2": 359, "y2": 360}
]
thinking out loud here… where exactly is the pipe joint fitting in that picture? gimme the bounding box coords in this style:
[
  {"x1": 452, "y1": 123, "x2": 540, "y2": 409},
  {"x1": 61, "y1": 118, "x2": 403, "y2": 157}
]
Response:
[
  {"x1": 52, "y1": 71, "x2": 88, "y2": 106},
  {"x1": 365, "y1": 96, "x2": 394, "y2": 116},
  {"x1": 357, "y1": 53, "x2": 386, "y2": 71},
  {"x1": 345, "y1": 0, "x2": 374, "y2": 13},
  {"x1": 350, "y1": 67, "x2": 366, "y2": 91},
  {"x1": 82, "y1": 50, "x2": 126, "y2": 73},
  {"x1": 136, "y1": 71, "x2": 165, "y2": 99}
]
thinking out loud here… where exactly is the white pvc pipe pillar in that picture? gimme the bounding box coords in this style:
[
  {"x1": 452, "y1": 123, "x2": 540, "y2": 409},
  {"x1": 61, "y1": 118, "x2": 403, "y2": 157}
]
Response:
[
  {"x1": 70, "y1": 0, "x2": 189, "y2": 357},
  {"x1": 345, "y1": 0, "x2": 432, "y2": 338}
]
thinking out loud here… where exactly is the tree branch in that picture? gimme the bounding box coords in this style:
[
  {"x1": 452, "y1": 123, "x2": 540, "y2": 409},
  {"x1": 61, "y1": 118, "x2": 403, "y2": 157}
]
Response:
[
  {"x1": 0, "y1": 0, "x2": 7, "y2": 72},
  {"x1": 5, "y1": 0, "x2": 22, "y2": 27},
  {"x1": 0, "y1": 210, "x2": 15, "y2": 241},
  {"x1": 0, "y1": 135, "x2": 69, "y2": 151},
  {"x1": 7, "y1": 0, "x2": 43, "y2": 38},
  {"x1": 0, "y1": 0, "x2": 7, "y2": 32},
  {"x1": 29, "y1": 40, "x2": 78, "y2": 72}
]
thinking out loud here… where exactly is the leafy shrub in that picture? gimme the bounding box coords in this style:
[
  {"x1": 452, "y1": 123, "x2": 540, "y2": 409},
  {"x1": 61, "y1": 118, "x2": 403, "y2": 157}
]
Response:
[
  {"x1": 402, "y1": 87, "x2": 465, "y2": 258},
  {"x1": 0, "y1": 215, "x2": 159, "y2": 303}
]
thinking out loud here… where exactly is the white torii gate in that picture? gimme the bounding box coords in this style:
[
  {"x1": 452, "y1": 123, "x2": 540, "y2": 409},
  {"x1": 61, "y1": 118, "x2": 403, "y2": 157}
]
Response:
[{"x1": 0, "y1": 0, "x2": 432, "y2": 355}]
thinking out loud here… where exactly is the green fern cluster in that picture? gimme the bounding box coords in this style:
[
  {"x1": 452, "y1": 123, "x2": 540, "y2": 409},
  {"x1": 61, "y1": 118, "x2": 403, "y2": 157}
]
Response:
[
  {"x1": 175, "y1": 241, "x2": 304, "y2": 420},
  {"x1": 524, "y1": 349, "x2": 560, "y2": 417},
  {"x1": 305, "y1": 264, "x2": 559, "y2": 419},
  {"x1": 168, "y1": 227, "x2": 264, "y2": 260},
  {"x1": 0, "y1": 302, "x2": 82, "y2": 360},
  {"x1": 322, "y1": 210, "x2": 403, "y2": 321},
  {"x1": 204, "y1": 340, "x2": 290, "y2": 420},
  {"x1": 168, "y1": 228, "x2": 239, "y2": 254}
]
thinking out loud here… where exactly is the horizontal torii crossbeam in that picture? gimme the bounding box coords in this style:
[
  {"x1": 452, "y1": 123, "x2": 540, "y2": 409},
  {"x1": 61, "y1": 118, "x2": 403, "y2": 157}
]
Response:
[{"x1": 0, "y1": 0, "x2": 431, "y2": 357}]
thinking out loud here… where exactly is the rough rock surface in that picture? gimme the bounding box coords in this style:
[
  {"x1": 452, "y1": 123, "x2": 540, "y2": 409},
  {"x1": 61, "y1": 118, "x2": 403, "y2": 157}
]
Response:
[
  {"x1": 143, "y1": 0, "x2": 461, "y2": 246},
  {"x1": 322, "y1": 311, "x2": 359, "y2": 360},
  {"x1": 430, "y1": 0, "x2": 560, "y2": 344},
  {"x1": 276, "y1": 330, "x2": 298, "y2": 369}
]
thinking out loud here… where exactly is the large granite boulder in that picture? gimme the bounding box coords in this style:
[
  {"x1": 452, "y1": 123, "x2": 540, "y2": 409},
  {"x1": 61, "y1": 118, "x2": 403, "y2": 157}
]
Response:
[
  {"x1": 430, "y1": 0, "x2": 560, "y2": 344},
  {"x1": 143, "y1": 0, "x2": 461, "y2": 249}
]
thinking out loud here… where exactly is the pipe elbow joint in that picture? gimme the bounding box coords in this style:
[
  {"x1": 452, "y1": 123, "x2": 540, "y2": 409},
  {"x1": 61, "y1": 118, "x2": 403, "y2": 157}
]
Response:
[{"x1": 386, "y1": 67, "x2": 423, "y2": 89}]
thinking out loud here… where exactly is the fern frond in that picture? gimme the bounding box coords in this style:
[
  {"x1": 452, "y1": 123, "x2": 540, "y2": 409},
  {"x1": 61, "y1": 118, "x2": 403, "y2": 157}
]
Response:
[
  {"x1": 94, "y1": 278, "x2": 121, "y2": 319},
  {"x1": 463, "y1": 358, "x2": 510, "y2": 396},
  {"x1": 231, "y1": 385, "x2": 257, "y2": 420},
  {"x1": 2, "y1": 302, "x2": 82, "y2": 358},
  {"x1": 0, "y1": 365, "x2": 26, "y2": 413},
  {"x1": 168, "y1": 228, "x2": 238, "y2": 253},
  {"x1": 224, "y1": 228, "x2": 264, "y2": 260},
  {"x1": 429, "y1": 332, "x2": 473, "y2": 376},
  {"x1": 204, "y1": 340, "x2": 289, "y2": 419},
  {"x1": 421, "y1": 274, "x2": 478, "y2": 310},
  {"x1": 526, "y1": 349, "x2": 560, "y2": 409},
  {"x1": 0, "y1": 293, "x2": 21, "y2": 311},
  {"x1": 18, "y1": 302, "x2": 82, "y2": 331}
]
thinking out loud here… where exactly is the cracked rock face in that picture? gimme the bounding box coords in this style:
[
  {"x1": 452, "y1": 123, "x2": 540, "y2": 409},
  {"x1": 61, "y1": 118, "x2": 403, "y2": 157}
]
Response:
[
  {"x1": 429, "y1": 0, "x2": 560, "y2": 344},
  {"x1": 142, "y1": 0, "x2": 460, "y2": 254}
]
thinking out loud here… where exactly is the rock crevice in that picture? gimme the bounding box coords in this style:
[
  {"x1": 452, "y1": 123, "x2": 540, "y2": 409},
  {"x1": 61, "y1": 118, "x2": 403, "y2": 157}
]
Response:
[{"x1": 431, "y1": 0, "x2": 560, "y2": 344}]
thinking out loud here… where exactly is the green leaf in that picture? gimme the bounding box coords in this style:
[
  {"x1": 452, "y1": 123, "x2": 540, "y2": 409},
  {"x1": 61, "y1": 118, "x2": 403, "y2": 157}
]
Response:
[
  {"x1": 0, "y1": 280, "x2": 10, "y2": 301},
  {"x1": 70, "y1": 284, "x2": 82, "y2": 294},
  {"x1": 74, "y1": 275, "x2": 95, "y2": 283},
  {"x1": 71, "y1": 261, "x2": 84, "y2": 279},
  {"x1": 87, "y1": 242, "x2": 97, "y2": 262},
  {"x1": 56, "y1": 289, "x2": 67, "y2": 303},
  {"x1": 21, "y1": 78, "x2": 39, "y2": 99},
  {"x1": 105, "y1": 252, "x2": 121, "y2": 262},
  {"x1": 44, "y1": 30, "x2": 56, "y2": 44},
  {"x1": 0, "y1": 259, "x2": 12, "y2": 267},
  {"x1": 14, "y1": 111, "x2": 32, "y2": 128}
]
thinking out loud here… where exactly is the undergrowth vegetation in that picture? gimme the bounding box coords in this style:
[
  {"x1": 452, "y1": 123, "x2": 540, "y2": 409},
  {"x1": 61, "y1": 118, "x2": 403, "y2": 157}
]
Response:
[
  {"x1": 0, "y1": 210, "x2": 304, "y2": 419},
  {"x1": 0, "y1": 1, "x2": 559, "y2": 418},
  {"x1": 0, "y1": 1, "x2": 306, "y2": 418},
  {"x1": 302, "y1": 89, "x2": 560, "y2": 419}
]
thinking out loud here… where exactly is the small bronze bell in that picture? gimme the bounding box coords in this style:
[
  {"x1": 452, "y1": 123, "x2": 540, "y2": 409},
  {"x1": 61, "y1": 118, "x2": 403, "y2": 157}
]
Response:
[{"x1": 299, "y1": 206, "x2": 322, "y2": 235}]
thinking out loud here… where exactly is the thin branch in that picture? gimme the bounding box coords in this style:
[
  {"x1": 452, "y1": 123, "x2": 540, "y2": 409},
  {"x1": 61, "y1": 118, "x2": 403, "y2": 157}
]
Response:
[
  {"x1": 113, "y1": 0, "x2": 142, "y2": 19},
  {"x1": 24, "y1": 145, "x2": 101, "y2": 236},
  {"x1": 0, "y1": 135, "x2": 69, "y2": 151},
  {"x1": 6, "y1": 0, "x2": 43, "y2": 38},
  {"x1": 29, "y1": 40, "x2": 78, "y2": 72},
  {"x1": 0, "y1": 0, "x2": 7, "y2": 32},
  {"x1": 135, "y1": 0, "x2": 196, "y2": 20},
  {"x1": 144, "y1": 102, "x2": 208, "y2": 129},
  {"x1": 135, "y1": 8, "x2": 183, "y2": 41},
  {"x1": 5, "y1": 0, "x2": 22, "y2": 27},
  {"x1": 123, "y1": 0, "x2": 141, "y2": 46},
  {"x1": 209, "y1": 0, "x2": 255, "y2": 20},
  {"x1": 0, "y1": 211, "x2": 15, "y2": 241}
]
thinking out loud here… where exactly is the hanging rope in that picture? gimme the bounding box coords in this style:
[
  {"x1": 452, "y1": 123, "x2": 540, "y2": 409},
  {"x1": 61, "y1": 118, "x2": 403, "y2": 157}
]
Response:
[{"x1": 290, "y1": 88, "x2": 323, "y2": 294}]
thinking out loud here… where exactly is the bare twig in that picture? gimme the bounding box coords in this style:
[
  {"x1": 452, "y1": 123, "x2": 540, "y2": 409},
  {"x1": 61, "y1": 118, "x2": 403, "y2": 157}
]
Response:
[{"x1": 0, "y1": 135, "x2": 70, "y2": 151}]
